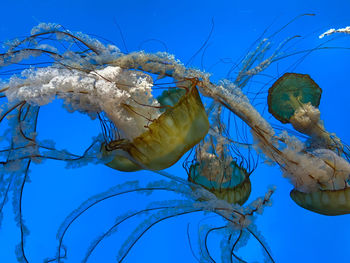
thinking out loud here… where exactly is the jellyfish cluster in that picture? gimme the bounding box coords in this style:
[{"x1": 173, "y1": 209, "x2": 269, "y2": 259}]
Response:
[{"x1": 0, "y1": 22, "x2": 349, "y2": 262}]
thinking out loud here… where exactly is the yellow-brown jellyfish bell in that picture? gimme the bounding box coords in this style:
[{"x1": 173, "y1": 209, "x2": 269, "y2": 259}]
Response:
[
  {"x1": 290, "y1": 187, "x2": 350, "y2": 216},
  {"x1": 102, "y1": 79, "x2": 209, "y2": 172},
  {"x1": 268, "y1": 73, "x2": 350, "y2": 215}
]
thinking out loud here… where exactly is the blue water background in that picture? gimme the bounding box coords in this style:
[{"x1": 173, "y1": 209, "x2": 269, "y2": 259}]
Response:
[{"x1": 0, "y1": 0, "x2": 350, "y2": 262}]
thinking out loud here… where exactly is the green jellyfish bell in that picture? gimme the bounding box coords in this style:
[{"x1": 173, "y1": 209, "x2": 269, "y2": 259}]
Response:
[
  {"x1": 267, "y1": 73, "x2": 322, "y2": 124},
  {"x1": 188, "y1": 160, "x2": 251, "y2": 205},
  {"x1": 186, "y1": 110, "x2": 252, "y2": 205}
]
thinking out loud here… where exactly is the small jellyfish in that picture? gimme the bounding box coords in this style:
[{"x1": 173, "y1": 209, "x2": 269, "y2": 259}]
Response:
[
  {"x1": 185, "y1": 105, "x2": 252, "y2": 205},
  {"x1": 188, "y1": 157, "x2": 251, "y2": 205},
  {"x1": 268, "y1": 73, "x2": 340, "y2": 150},
  {"x1": 268, "y1": 73, "x2": 350, "y2": 215}
]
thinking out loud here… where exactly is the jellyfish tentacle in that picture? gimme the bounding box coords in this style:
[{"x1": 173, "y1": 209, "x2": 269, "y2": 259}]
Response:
[
  {"x1": 199, "y1": 225, "x2": 225, "y2": 263},
  {"x1": 0, "y1": 103, "x2": 40, "y2": 263},
  {"x1": 82, "y1": 205, "x2": 184, "y2": 263},
  {"x1": 15, "y1": 160, "x2": 31, "y2": 263},
  {"x1": 117, "y1": 207, "x2": 203, "y2": 263},
  {"x1": 230, "y1": 231, "x2": 248, "y2": 263},
  {"x1": 246, "y1": 227, "x2": 275, "y2": 263},
  {"x1": 56, "y1": 180, "x2": 199, "y2": 262}
]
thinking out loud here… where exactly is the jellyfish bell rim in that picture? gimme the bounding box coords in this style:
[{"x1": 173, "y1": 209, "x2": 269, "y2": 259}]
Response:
[
  {"x1": 188, "y1": 161, "x2": 252, "y2": 205},
  {"x1": 103, "y1": 83, "x2": 210, "y2": 172},
  {"x1": 290, "y1": 187, "x2": 350, "y2": 216},
  {"x1": 267, "y1": 72, "x2": 322, "y2": 124},
  {"x1": 188, "y1": 174, "x2": 252, "y2": 206}
]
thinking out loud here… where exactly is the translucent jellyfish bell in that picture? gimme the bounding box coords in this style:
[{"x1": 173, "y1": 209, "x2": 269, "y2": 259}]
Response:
[
  {"x1": 290, "y1": 187, "x2": 350, "y2": 216},
  {"x1": 267, "y1": 73, "x2": 322, "y2": 124},
  {"x1": 103, "y1": 82, "x2": 210, "y2": 171},
  {"x1": 185, "y1": 106, "x2": 252, "y2": 205},
  {"x1": 267, "y1": 72, "x2": 335, "y2": 147},
  {"x1": 188, "y1": 158, "x2": 251, "y2": 205}
]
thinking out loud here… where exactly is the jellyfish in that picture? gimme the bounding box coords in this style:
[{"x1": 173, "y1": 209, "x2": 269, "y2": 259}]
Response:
[
  {"x1": 186, "y1": 104, "x2": 253, "y2": 205},
  {"x1": 188, "y1": 155, "x2": 251, "y2": 205},
  {"x1": 267, "y1": 72, "x2": 338, "y2": 149},
  {"x1": 268, "y1": 73, "x2": 350, "y2": 215},
  {"x1": 102, "y1": 79, "x2": 209, "y2": 172},
  {"x1": 267, "y1": 73, "x2": 322, "y2": 125}
]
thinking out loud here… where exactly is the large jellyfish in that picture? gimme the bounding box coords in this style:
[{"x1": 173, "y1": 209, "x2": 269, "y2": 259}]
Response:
[{"x1": 102, "y1": 79, "x2": 209, "y2": 172}]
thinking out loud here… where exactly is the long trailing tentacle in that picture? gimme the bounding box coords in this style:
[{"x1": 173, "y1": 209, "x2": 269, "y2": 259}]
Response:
[
  {"x1": 81, "y1": 205, "x2": 185, "y2": 263},
  {"x1": 54, "y1": 180, "x2": 195, "y2": 262},
  {"x1": 0, "y1": 103, "x2": 40, "y2": 262}
]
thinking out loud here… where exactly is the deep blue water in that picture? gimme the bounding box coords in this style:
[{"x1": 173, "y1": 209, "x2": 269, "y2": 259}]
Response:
[{"x1": 0, "y1": 0, "x2": 350, "y2": 262}]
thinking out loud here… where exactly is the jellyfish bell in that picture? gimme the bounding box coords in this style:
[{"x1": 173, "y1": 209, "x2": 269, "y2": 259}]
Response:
[
  {"x1": 290, "y1": 187, "x2": 350, "y2": 216},
  {"x1": 102, "y1": 80, "x2": 210, "y2": 172},
  {"x1": 285, "y1": 147, "x2": 350, "y2": 216},
  {"x1": 185, "y1": 109, "x2": 253, "y2": 206},
  {"x1": 188, "y1": 159, "x2": 251, "y2": 205},
  {"x1": 268, "y1": 73, "x2": 340, "y2": 148},
  {"x1": 267, "y1": 73, "x2": 322, "y2": 125}
]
